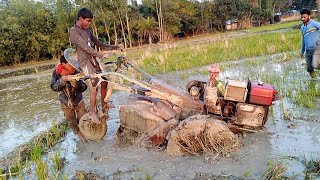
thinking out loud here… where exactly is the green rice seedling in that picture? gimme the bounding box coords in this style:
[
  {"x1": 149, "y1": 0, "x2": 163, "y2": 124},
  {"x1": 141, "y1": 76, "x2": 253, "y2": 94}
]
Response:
[
  {"x1": 296, "y1": 92, "x2": 314, "y2": 108},
  {"x1": 44, "y1": 123, "x2": 68, "y2": 148},
  {"x1": 219, "y1": 63, "x2": 228, "y2": 71},
  {"x1": 224, "y1": 39, "x2": 230, "y2": 49},
  {"x1": 51, "y1": 124, "x2": 61, "y2": 142},
  {"x1": 0, "y1": 169, "x2": 6, "y2": 180},
  {"x1": 45, "y1": 131, "x2": 54, "y2": 148},
  {"x1": 9, "y1": 165, "x2": 19, "y2": 176},
  {"x1": 262, "y1": 160, "x2": 287, "y2": 180},
  {"x1": 241, "y1": 169, "x2": 253, "y2": 179},
  {"x1": 35, "y1": 159, "x2": 48, "y2": 180},
  {"x1": 74, "y1": 171, "x2": 85, "y2": 180},
  {"x1": 0, "y1": 122, "x2": 70, "y2": 180},
  {"x1": 302, "y1": 154, "x2": 320, "y2": 179},
  {"x1": 269, "y1": 106, "x2": 276, "y2": 124},
  {"x1": 291, "y1": 80, "x2": 319, "y2": 109},
  {"x1": 51, "y1": 171, "x2": 60, "y2": 180},
  {"x1": 283, "y1": 110, "x2": 293, "y2": 121},
  {"x1": 246, "y1": 20, "x2": 301, "y2": 33},
  {"x1": 74, "y1": 171, "x2": 99, "y2": 180},
  {"x1": 279, "y1": 100, "x2": 285, "y2": 116},
  {"x1": 63, "y1": 174, "x2": 68, "y2": 180},
  {"x1": 16, "y1": 152, "x2": 23, "y2": 179},
  {"x1": 50, "y1": 151, "x2": 65, "y2": 171},
  {"x1": 286, "y1": 87, "x2": 293, "y2": 99},
  {"x1": 24, "y1": 159, "x2": 31, "y2": 174},
  {"x1": 5, "y1": 151, "x2": 24, "y2": 179},
  {"x1": 305, "y1": 96, "x2": 316, "y2": 106},
  {"x1": 144, "y1": 171, "x2": 153, "y2": 180},
  {"x1": 140, "y1": 30, "x2": 301, "y2": 75},
  {"x1": 29, "y1": 143, "x2": 45, "y2": 162},
  {"x1": 129, "y1": 48, "x2": 148, "y2": 58}
]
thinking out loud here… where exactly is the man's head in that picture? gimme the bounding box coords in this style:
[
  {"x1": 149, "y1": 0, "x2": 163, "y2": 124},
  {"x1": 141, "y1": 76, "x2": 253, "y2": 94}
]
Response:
[
  {"x1": 300, "y1": 9, "x2": 311, "y2": 24},
  {"x1": 208, "y1": 64, "x2": 220, "y2": 83},
  {"x1": 63, "y1": 48, "x2": 81, "y2": 71},
  {"x1": 77, "y1": 8, "x2": 93, "y2": 29},
  {"x1": 60, "y1": 56, "x2": 76, "y2": 75},
  {"x1": 209, "y1": 64, "x2": 220, "y2": 75}
]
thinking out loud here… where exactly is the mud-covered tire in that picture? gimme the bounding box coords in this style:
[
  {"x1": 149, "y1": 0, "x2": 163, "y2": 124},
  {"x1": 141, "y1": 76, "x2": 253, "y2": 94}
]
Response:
[
  {"x1": 79, "y1": 113, "x2": 107, "y2": 141},
  {"x1": 186, "y1": 80, "x2": 206, "y2": 100}
]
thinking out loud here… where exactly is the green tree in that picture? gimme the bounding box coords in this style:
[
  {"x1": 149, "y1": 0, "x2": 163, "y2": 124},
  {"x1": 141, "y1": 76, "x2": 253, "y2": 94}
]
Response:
[
  {"x1": 176, "y1": 0, "x2": 197, "y2": 34},
  {"x1": 0, "y1": 0, "x2": 54, "y2": 65},
  {"x1": 138, "y1": 16, "x2": 158, "y2": 44},
  {"x1": 213, "y1": 0, "x2": 235, "y2": 30},
  {"x1": 49, "y1": 0, "x2": 75, "y2": 58},
  {"x1": 195, "y1": 0, "x2": 216, "y2": 33}
]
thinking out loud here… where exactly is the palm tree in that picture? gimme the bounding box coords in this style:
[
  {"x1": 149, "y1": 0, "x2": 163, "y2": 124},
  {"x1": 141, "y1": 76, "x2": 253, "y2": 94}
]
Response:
[{"x1": 138, "y1": 16, "x2": 158, "y2": 45}]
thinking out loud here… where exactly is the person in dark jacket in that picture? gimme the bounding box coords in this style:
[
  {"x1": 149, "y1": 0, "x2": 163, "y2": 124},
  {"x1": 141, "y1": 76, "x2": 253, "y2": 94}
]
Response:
[{"x1": 51, "y1": 55, "x2": 87, "y2": 140}]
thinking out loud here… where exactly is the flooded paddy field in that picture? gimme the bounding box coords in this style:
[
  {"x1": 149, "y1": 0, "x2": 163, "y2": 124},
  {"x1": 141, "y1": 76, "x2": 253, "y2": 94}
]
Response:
[
  {"x1": 1, "y1": 54, "x2": 320, "y2": 179},
  {"x1": 0, "y1": 71, "x2": 63, "y2": 158}
]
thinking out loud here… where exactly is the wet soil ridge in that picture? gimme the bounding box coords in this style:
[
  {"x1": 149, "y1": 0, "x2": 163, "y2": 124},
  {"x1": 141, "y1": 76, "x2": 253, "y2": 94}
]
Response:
[
  {"x1": 0, "y1": 63, "x2": 56, "y2": 79},
  {"x1": 0, "y1": 122, "x2": 68, "y2": 175}
]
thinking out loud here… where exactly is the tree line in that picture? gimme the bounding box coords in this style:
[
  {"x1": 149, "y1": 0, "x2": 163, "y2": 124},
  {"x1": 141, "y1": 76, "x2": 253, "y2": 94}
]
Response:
[{"x1": 0, "y1": 0, "x2": 316, "y2": 66}]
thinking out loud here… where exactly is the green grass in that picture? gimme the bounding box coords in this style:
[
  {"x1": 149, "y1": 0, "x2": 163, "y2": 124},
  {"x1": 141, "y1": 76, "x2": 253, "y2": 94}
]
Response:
[
  {"x1": 259, "y1": 59, "x2": 320, "y2": 109},
  {"x1": 30, "y1": 143, "x2": 45, "y2": 162},
  {"x1": 35, "y1": 159, "x2": 48, "y2": 180},
  {"x1": 140, "y1": 30, "x2": 301, "y2": 74},
  {"x1": 246, "y1": 20, "x2": 301, "y2": 33}
]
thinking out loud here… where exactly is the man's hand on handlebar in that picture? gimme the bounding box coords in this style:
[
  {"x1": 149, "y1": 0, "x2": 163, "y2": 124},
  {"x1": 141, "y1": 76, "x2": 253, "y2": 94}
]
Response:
[{"x1": 62, "y1": 73, "x2": 91, "y2": 82}]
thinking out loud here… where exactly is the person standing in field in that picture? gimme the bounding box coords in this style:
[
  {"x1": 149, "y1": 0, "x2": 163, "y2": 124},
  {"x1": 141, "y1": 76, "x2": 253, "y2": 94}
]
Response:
[
  {"x1": 51, "y1": 55, "x2": 87, "y2": 140},
  {"x1": 300, "y1": 9, "x2": 320, "y2": 78},
  {"x1": 69, "y1": 8, "x2": 123, "y2": 123}
]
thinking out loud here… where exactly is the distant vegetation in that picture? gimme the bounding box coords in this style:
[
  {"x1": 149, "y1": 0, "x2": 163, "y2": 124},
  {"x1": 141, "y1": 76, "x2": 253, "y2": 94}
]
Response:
[{"x1": 0, "y1": 0, "x2": 316, "y2": 66}]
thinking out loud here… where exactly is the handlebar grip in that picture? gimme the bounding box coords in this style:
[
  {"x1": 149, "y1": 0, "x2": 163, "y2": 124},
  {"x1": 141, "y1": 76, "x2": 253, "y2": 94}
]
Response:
[{"x1": 104, "y1": 61, "x2": 116, "y2": 65}]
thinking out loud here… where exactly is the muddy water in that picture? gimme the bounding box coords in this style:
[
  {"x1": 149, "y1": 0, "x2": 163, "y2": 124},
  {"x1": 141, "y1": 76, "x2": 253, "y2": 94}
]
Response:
[
  {"x1": 1, "y1": 57, "x2": 320, "y2": 179},
  {"x1": 0, "y1": 71, "x2": 64, "y2": 158},
  {"x1": 57, "y1": 58, "x2": 320, "y2": 179},
  {"x1": 0, "y1": 68, "x2": 125, "y2": 158}
]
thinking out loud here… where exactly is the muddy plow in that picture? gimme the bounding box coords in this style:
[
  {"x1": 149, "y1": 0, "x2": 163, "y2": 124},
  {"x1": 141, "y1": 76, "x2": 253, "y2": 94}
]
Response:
[{"x1": 67, "y1": 50, "x2": 279, "y2": 156}]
